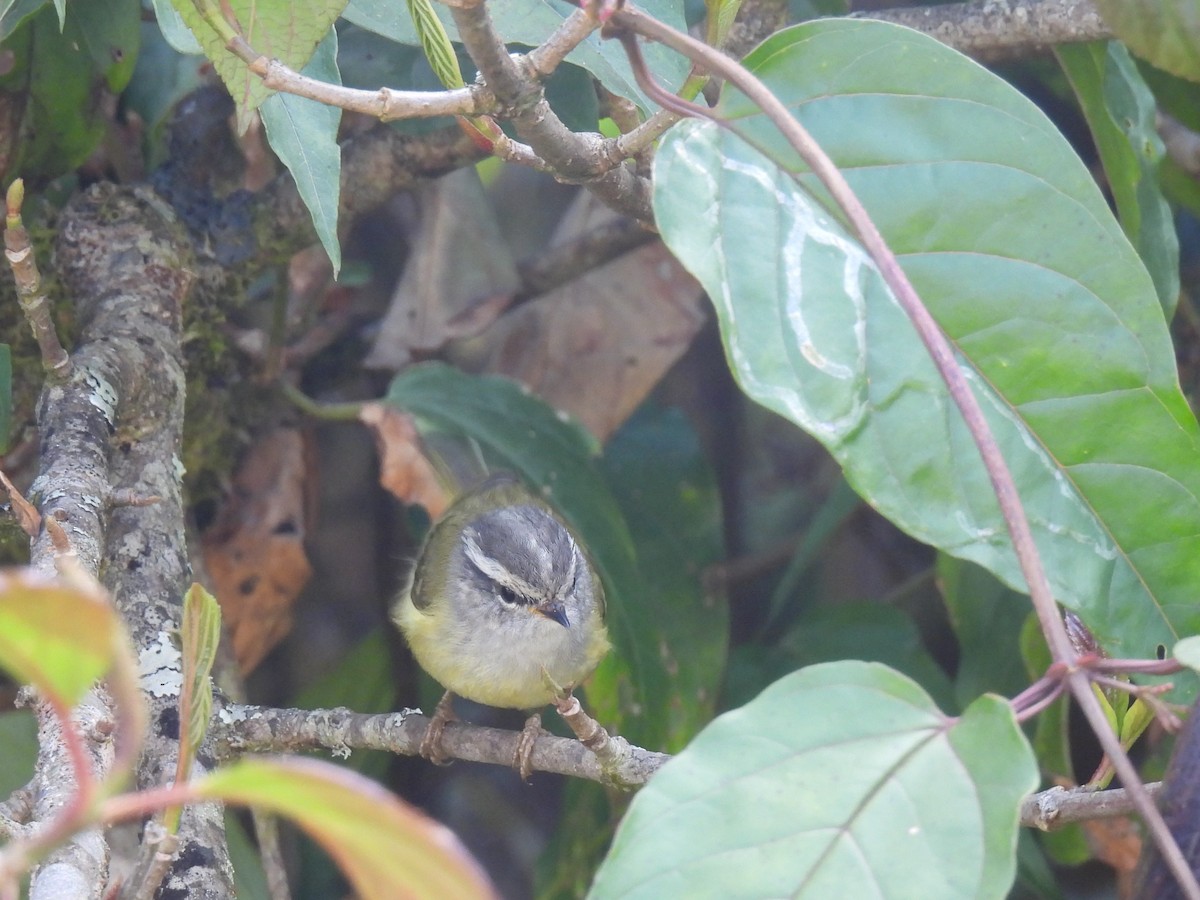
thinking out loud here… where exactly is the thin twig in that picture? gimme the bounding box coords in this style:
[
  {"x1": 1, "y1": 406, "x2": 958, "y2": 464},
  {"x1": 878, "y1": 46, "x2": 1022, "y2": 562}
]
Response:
[
  {"x1": 1095, "y1": 657, "x2": 1184, "y2": 676},
  {"x1": 189, "y1": 0, "x2": 490, "y2": 122},
  {"x1": 1011, "y1": 670, "x2": 1067, "y2": 723},
  {"x1": 241, "y1": 50, "x2": 489, "y2": 122},
  {"x1": 525, "y1": 7, "x2": 602, "y2": 76},
  {"x1": 1022, "y1": 782, "x2": 1162, "y2": 831},
  {"x1": 616, "y1": 108, "x2": 680, "y2": 158},
  {"x1": 4, "y1": 181, "x2": 70, "y2": 380}
]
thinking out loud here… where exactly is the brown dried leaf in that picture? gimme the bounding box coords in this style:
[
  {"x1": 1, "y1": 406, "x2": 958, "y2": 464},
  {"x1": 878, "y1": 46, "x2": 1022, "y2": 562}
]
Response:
[
  {"x1": 453, "y1": 240, "x2": 705, "y2": 441},
  {"x1": 201, "y1": 429, "x2": 315, "y2": 674},
  {"x1": 1082, "y1": 813, "x2": 1141, "y2": 897},
  {"x1": 365, "y1": 169, "x2": 519, "y2": 370},
  {"x1": 359, "y1": 403, "x2": 450, "y2": 519},
  {"x1": 1056, "y1": 774, "x2": 1142, "y2": 898},
  {"x1": 0, "y1": 467, "x2": 40, "y2": 537}
]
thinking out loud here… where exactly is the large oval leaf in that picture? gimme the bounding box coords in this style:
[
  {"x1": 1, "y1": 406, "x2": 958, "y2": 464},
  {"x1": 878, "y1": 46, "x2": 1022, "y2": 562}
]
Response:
[
  {"x1": 653, "y1": 19, "x2": 1200, "y2": 692},
  {"x1": 590, "y1": 661, "x2": 1037, "y2": 899}
]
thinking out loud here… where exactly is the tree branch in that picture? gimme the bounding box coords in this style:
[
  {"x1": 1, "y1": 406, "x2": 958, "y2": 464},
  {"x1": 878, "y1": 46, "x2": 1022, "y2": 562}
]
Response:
[
  {"x1": 853, "y1": 0, "x2": 1112, "y2": 62},
  {"x1": 1021, "y1": 782, "x2": 1162, "y2": 830},
  {"x1": 449, "y1": 0, "x2": 653, "y2": 221},
  {"x1": 209, "y1": 704, "x2": 670, "y2": 787},
  {"x1": 212, "y1": 701, "x2": 1183, "y2": 826},
  {"x1": 29, "y1": 183, "x2": 236, "y2": 898}
]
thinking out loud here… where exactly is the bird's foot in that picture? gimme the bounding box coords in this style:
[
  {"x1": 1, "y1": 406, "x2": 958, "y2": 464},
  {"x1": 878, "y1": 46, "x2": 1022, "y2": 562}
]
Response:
[
  {"x1": 514, "y1": 712, "x2": 546, "y2": 781},
  {"x1": 420, "y1": 691, "x2": 458, "y2": 766}
]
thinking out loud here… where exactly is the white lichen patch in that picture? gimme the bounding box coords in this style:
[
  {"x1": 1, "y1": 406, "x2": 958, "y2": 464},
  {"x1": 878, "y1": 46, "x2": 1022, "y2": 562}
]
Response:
[
  {"x1": 217, "y1": 705, "x2": 250, "y2": 724},
  {"x1": 84, "y1": 371, "x2": 118, "y2": 425},
  {"x1": 139, "y1": 631, "x2": 182, "y2": 697}
]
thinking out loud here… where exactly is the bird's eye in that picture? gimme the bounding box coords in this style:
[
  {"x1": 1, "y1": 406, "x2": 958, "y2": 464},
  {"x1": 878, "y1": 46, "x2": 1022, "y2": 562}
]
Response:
[{"x1": 497, "y1": 585, "x2": 522, "y2": 606}]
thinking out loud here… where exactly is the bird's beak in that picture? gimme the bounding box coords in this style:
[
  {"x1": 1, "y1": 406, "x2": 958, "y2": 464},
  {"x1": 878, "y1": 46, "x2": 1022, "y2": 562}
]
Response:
[{"x1": 535, "y1": 601, "x2": 570, "y2": 628}]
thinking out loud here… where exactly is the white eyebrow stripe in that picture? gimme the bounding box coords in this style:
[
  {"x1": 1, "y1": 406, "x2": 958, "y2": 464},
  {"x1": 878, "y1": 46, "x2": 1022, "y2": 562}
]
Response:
[{"x1": 462, "y1": 528, "x2": 541, "y2": 599}]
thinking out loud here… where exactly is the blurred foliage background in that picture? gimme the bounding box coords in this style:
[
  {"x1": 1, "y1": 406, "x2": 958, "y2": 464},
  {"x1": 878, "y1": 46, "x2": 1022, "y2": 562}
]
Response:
[{"x1": 1, "y1": 0, "x2": 1200, "y2": 897}]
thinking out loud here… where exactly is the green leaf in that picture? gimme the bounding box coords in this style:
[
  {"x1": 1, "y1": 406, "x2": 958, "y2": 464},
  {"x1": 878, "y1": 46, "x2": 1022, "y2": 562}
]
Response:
[
  {"x1": 653, "y1": 18, "x2": 1200, "y2": 699},
  {"x1": 1175, "y1": 634, "x2": 1200, "y2": 671},
  {"x1": 196, "y1": 756, "x2": 495, "y2": 899},
  {"x1": 1015, "y1": 830, "x2": 1067, "y2": 900},
  {"x1": 151, "y1": 0, "x2": 202, "y2": 55},
  {"x1": 0, "y1": 711, "x2": 36, "y2": 797},
  {"x1": 179, "y1": 584, "x2": 222, "y2": 762},
  {"x1": 0, "y1": 0, "x2": 47, "y2": 43},
  {"x1": 1092, "y1": 0, "x2": 1200, "y2": 83},
  {"x1": 788, "y1": 603, "x2": 957, "y2": 710},
  {"x1": 728, "y1": 601, "x2": 957, "y2": 712},
  {"x1": 590, "y1": 661, "x2": 1037, "y2": 899},
  {"x1": 544, "y1": 62, "x2": 601, "y2": 134},
  {"x1": 599, "y1": 405, "x2": 727, "y2": 751},
  {"x1": 705, "y1": 0, "x2": 743, "y2": 50},
  {"x1": 342, "y1": 0, "x2": 690, "y2": 113},
  {"x1": 939, "y1": 555, "x2": 1033, "y2": 707},
  {"x1": 69, "y1": 0, "x2": 140, "y2": 92},
  {"x1": 535, "y1": 780, "x2": 621, "y2": 900},
  {"x1": 1057, "y1": 40, "x2": 1179, "y2": 315},
  {"x1": 763, "y1": 474, "x2": 861, "y2": 633},
  {"x1": 0, "y1": 5, "x2": 107, "y2": 183},
  {"x1": 0, "y1": 570, "x2": 119, "y2": 707},
  {"x1": 1139, "y1": 58, "x2": 1200, "y2": 132},
  {"x1": 405, "y1": 0, "x2": 463, "y2": 89},
  {"x1": 260, "y1": 29, "x2": 342, "y2": 274},
  {"x1": 225, "y1": 811, "x2": 272, "y2": 900},
  {"x1": 0, "y1": 344, "x2": 10, "y2": 453},
  {"x1": 1117, "y1": 695, "x2": 1154, "y2": 748},
  {"x1": 383, "y1": 364, "x2": 655, "y2": 744},
  {"x1": 168, "y1": 0, "x2": 344, "y2": 127}
]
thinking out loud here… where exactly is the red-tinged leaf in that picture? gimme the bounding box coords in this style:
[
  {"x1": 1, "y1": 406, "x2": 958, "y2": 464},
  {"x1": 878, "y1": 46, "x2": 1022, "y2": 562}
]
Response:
[
  {"x1": 195, "y1": 756, "x2": 497, "y2": 900},
  {"x1": 179, "y1": 584, "x2": 222, "y2": 762},
  {"x1": 0, "y1": 568, "x2": 118, "y2": 706}
]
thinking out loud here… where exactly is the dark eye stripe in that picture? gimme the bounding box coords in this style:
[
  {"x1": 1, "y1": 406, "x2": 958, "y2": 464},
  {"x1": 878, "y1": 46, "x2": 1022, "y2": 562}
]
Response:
[{"x1": 497, "y1": 584, "x2": 530, "y2": 606}]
